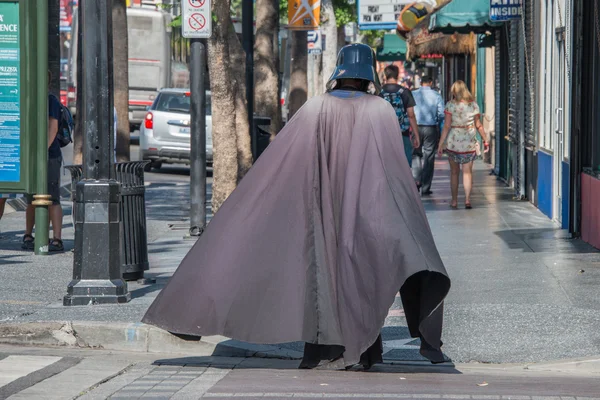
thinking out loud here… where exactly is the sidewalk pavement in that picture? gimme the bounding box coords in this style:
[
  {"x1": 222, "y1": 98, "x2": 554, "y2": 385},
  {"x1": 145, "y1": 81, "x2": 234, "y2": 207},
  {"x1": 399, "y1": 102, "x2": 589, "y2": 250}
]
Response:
[{"x1": 1, "y1": 158, "x2": 600, "y2": 372}]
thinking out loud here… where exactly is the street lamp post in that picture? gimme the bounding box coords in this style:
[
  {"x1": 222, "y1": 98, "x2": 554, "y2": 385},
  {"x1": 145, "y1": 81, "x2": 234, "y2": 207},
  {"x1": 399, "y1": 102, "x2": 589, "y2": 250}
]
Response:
[{"x1": 64, "y1": 0, "x2": 130, "y2": 306}]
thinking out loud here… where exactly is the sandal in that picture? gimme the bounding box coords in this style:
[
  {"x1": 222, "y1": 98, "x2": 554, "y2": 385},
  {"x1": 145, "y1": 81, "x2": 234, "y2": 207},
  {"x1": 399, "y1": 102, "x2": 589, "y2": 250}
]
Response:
[
  {"x1": 22, "y1": 234, "x2": 34, "y2": 250},
  {"x1": 49, "y1": 238, "x2": 64, "y2": 252},
  {"x1": 450, "y1": 203, "x2": 458, "y2": 209},
  {"x1": 465, "y1": 203, "x2": 473, "y2": 209}
]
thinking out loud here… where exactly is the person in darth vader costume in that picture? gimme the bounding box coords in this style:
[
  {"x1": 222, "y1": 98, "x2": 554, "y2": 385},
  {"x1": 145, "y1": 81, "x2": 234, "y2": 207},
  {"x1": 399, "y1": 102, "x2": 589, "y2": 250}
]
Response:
[{"x1": 142, "y1": 44, "x2": 451, "y2": 370}]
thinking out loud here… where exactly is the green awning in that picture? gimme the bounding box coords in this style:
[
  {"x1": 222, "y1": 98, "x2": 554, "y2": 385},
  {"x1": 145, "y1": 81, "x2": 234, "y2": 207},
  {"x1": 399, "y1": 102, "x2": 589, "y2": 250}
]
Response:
[
  {"x1": 376, "y1": 34, "x2": 407, "y2": 62},
  {"x1": 429, "y1": 0, "x2": 502, "y2": 34}
]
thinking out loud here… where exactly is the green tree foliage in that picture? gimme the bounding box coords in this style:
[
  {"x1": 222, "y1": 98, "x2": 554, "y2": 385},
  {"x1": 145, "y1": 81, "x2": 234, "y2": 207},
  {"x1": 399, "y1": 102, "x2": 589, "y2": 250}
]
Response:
[{"x1": 332, "y1": 0, "x2": 354, "y2": 27}]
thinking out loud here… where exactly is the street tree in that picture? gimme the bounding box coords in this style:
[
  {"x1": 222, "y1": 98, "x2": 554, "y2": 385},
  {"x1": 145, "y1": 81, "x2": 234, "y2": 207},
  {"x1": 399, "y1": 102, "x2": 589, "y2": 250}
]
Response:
[
  {"x1": 288, "y1": 30, "x2": 308, "y2": 119},
  {"x1": 209, "y1": 0, "x2": 252, "y2": 212},
  {"x1": 320, "y1": 0, "x2": 337, "y2": 92},
  {"x1": 113, "y1": 0, "x2": 130, "y2": 162},
  {"x1": 255, "y1": 0, "x2": 282, "y2": 137},
  {"x1": 168, "y1": 2, "x2": 252, "y2": 212}
]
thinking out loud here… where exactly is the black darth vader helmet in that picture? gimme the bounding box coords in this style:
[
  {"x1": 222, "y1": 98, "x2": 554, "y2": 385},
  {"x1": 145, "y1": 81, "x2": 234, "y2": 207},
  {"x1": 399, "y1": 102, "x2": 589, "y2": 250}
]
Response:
[{"x1": 326, "y1": 43, "x2": 382, "y2": 95}]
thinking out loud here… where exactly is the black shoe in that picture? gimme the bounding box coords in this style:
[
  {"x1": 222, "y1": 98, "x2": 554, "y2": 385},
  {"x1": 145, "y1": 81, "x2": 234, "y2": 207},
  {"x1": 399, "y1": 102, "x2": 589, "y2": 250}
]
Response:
[
  {"x1": 21, "y1": 234, "x2": 34, "y2": 250},
  {"x1": 422, "y1": 190, "x2": 433, "y2": 196},
  {"x1": 49, "y1": 238, "x2": 64, "y2": 252}
]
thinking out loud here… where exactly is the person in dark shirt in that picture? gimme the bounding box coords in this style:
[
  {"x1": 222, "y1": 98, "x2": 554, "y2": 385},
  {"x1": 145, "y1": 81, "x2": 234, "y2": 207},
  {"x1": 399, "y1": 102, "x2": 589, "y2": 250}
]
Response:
[
  {"x1": 22, "y1": 71, "x2": 64, "y2": 252},
  {"x1": 380, "y1": 65, "x2": 420, "y2": 167}
]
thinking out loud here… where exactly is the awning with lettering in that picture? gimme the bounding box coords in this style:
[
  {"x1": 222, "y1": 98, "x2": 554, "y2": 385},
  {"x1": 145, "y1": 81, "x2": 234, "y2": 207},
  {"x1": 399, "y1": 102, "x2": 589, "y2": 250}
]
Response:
[{"x1": 428, "y1": 0, "x2": 502, "y2": 34}]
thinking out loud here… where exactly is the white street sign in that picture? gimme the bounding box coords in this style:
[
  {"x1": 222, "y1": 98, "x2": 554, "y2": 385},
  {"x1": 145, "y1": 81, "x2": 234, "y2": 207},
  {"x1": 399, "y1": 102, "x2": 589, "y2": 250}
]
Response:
[
  {"x1": 182, "y1": 0, "x2": 212, "y2": 39},
  {"x1": 358, "y1": 0, "x2": 413, "y2": 30},
  {"x1": 307, "y1": 29, "x2": 322, "y2": 54}
]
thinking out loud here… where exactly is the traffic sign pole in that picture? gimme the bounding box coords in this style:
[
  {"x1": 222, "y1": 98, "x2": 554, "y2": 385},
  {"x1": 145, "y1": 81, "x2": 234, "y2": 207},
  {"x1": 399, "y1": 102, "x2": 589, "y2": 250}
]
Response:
[
  {"x1": 182, "y1": 0, "x2": 211, "y2": 236},
  {"x1": 242, "y1": 0, "x2": 255, "y2": 159},
  {"x1": 188, "y1": 38, "x2": 207, "y2": 237}
]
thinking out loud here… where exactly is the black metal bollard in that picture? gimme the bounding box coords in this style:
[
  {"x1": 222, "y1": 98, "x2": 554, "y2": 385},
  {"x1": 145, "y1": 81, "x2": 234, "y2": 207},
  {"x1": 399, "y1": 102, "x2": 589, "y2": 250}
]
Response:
[{"x1": 65, "y1": 162, "x2": 149, "y2": 281}]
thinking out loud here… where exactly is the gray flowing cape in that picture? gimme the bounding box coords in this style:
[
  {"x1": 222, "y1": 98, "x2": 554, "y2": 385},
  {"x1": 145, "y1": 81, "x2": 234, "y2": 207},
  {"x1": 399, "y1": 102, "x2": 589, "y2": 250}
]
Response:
[{"x1": 142, "y1": 92, "x2": 451, "y2": 367}]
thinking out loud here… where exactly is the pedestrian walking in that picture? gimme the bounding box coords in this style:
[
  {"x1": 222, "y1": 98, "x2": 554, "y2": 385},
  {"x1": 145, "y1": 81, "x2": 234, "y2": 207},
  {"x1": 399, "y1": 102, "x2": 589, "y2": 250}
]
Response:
[
  {"x1": 22, "y1": 71, "x2": 65, "y2": 252},
  {"x1": 412, "y1": 75, "x2": 445, "y2": 195},
  {"x1": 380, "y1": 65, "x2": 420, "y2": 167},
  {"x1": 438, "y1": 80, "x2": 490, "y2": 209},
  {"x1": 143, "y1": 44, "x2": 450, "y2": 371}
]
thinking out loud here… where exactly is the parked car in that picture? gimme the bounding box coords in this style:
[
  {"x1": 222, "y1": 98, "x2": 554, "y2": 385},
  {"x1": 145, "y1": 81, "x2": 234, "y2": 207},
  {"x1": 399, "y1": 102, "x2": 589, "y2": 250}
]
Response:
[{"x1": 139, "y1": 89, "x2": 212, "y2": 171}]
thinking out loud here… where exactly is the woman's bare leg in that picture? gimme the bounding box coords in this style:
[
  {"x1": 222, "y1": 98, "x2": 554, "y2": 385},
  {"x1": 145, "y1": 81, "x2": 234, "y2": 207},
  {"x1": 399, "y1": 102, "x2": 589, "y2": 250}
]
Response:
[
  {"x1": 463, "y1": 161, "x2": 474, "y2": 205},
  {"x1": 449, "y1": 159, "x2": 460, "y2": 207}
]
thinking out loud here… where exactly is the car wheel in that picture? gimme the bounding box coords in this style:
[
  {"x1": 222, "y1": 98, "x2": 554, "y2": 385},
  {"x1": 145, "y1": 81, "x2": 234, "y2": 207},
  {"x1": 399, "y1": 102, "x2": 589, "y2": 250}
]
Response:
[
  {"x1": 151, "y1": 161, "x2": 162, "y2": 171},
  {"x1": 143, "y1": 162, "x2": 153, "y2": 173}
]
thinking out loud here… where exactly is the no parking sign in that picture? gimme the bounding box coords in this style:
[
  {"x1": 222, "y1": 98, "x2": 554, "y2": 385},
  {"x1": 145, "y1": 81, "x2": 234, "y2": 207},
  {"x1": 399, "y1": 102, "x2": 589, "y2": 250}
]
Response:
[{"x1": 182, "y1": 0, "x2": 212, "y2": 39}]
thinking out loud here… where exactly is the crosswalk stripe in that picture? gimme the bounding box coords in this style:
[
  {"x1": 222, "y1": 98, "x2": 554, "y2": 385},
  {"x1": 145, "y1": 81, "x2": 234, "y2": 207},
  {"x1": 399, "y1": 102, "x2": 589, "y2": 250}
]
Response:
[
  {"x1": 0, "y1": 356, "x2": 80, "y2": 400},
  {"x1": 7, "y1": 358, "x2": 132, "y2": 400},
  {"x1": 0, "y1": 356, "x2": 62, "y2": 387}
]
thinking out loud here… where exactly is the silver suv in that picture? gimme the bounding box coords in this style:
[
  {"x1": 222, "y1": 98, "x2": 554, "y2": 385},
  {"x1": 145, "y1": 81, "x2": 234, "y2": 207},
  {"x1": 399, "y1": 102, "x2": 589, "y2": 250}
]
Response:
[{"x1": 139, "y1": 88, "x2": 212, "y2": 171}]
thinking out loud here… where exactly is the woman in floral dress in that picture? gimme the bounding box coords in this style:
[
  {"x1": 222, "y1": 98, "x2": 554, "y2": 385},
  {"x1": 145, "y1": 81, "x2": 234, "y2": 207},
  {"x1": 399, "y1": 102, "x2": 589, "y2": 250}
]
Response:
[{"x1": 438, "y1": 81, "x2": 490, "y2": 209}]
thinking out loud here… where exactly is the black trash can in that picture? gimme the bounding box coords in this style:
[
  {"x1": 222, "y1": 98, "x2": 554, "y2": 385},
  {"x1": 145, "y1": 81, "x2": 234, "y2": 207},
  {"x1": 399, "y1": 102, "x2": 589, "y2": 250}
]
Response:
[
  {"x1": 252, "y1": 116, "x2": 272, "y2": 160},
  {"x1": 65, "y1": 162, "x2": 150, "y2": 281}
]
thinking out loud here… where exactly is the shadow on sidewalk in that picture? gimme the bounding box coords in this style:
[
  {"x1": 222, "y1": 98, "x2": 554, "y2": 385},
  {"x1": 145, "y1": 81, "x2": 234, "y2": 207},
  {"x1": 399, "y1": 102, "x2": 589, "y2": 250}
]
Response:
[
  {"x1": 0, "y1": 254, "x2": 28, "y2": 266},
  {"x1": 0, "y1": 230, "x2": 75, "y2": 253},
  {"x1": 151, "y1": 352, "x2": 460, "y2": 374},
  {"x1": 494, "y1": 228, "x2": 599, "y2": 254}
]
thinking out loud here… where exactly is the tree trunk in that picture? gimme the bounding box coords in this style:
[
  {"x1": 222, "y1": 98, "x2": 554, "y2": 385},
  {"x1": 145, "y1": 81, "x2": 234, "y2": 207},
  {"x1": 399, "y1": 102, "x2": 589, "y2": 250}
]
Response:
[
  {"x1": 316, "y1": 52, "x2": 323, "y2": 96},
  {"x1": 254, "y1": 0, "x2": 281, "y2": 138},
  {"x1": 226, "y1": 20, "x2": 253, "y2": 180},
  {"x1": 288, "y1": 30, "x2": 308, "y2": 119},
  {"x1": 208, "y1": 0, "x2": 240, "y2": 213},
  {"x1": 320, "y1": 0, "x2": 337, "y2": 92},
  {"x1": 113, "y1": 0, "x2": 130, "y2": 162},
  {"x1": 274, "y1": 18, "x2": 282, "y2": 134},
  {"x1": 47, "y1": 0, "x2": 60, "y2": 97},
  {"x1": 73, "y1": 5, "x2": 84, "y2": 165},
  {"x1": 337, "y1": 25, "x2": 346, "y2": 52}
]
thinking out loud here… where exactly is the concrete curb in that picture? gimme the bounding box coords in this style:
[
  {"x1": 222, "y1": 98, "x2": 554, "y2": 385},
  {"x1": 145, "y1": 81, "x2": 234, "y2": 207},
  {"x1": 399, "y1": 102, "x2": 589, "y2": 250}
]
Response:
[
  {"x1": 524, "y1": 357, "x2": 600, "y2": 374},
  {"x1": 2, "y1": 322, "x2": 599, "y2": 374},
  {"x1": 0, "y1": 322, "x2": 304, "y2": 360}
]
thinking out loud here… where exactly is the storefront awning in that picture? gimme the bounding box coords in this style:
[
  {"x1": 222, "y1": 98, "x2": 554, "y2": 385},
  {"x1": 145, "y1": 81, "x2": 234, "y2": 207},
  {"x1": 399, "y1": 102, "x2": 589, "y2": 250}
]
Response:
[
  {"x1": 428, "y1": 0, "x2": 502, "y2": 34},
  {"x1": 376, "y1": 34, "x2": 407, "y2": 62},
  {"x1": 406, "y1": 18, "x2": 475, "y2": 60}
]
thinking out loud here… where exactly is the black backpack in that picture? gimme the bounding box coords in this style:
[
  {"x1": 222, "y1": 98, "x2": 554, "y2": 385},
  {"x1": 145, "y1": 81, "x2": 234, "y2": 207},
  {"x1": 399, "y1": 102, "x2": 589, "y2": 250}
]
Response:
[
  {"x1": 381, "y1": 87, "x2": 410, "y2": 132},
  {"x1": 55, "y1": 99, "x2": 74, "y2": 147}
]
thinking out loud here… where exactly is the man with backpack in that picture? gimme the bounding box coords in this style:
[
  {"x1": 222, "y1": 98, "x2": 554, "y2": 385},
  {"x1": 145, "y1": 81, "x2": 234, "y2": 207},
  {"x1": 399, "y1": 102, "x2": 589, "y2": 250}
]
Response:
[
  {"x1": 22, "y1": 71, "x2": 73, "y2": 252},
  {"x1": 381, "y1": 65, "x2": 420, "y2": 168}
]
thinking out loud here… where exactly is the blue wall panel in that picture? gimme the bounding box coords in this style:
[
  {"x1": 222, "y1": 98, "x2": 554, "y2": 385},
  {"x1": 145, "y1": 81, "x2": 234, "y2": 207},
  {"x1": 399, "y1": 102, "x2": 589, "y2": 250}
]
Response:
[
  {"x1": 562, "y1": 161, "x2": 570, "y2": 229},
  {"x1": 537, "y1": 151, "x2": 553, "y2": 219}
]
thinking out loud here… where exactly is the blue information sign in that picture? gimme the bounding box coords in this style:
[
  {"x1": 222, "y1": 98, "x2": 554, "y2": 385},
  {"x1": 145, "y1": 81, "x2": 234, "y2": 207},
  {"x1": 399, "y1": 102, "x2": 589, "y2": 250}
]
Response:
[
  {"x1": 490, "y1": 0, "x2": 523, "y2": 22},
  {"x1": 0, "y1": 2, "x2": 20, "y2": 183}
]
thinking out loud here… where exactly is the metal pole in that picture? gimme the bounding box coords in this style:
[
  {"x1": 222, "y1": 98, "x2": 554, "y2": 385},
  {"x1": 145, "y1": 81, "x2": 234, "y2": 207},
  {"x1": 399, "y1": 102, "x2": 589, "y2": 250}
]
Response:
[
  {"x1": 242, "y1": 0, "x2": 255, "y2": 159},
  {"x1": 189, "y1": 38, "x2": 207, "y2": 237},
  {"x1": 64, "y1": 0, "x2": 129, "y2": 306},
  {"x1": 33, "y1": 1, "x2": 50, "y2": 255},
  {"x1": 518, "y1": 22, "x2": 526, "y2": 200}
]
